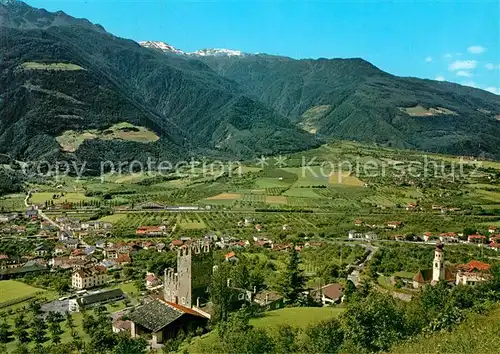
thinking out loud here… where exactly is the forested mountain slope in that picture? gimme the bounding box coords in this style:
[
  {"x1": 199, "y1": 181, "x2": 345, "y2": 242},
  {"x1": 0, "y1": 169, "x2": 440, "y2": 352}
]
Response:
[
  {"x1": 0, "y1": 1, "x2": 318, "y2": 168},
  {"x1": 198, "y1": 54, "x2": 500, "y2": 158}
]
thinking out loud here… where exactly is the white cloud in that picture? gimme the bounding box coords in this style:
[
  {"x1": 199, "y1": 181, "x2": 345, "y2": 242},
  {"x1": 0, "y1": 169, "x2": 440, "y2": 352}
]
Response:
[
  {"x1": 456, "y1": 70, "x2": 473, "y2": 77},
  {"x1": 435, "y1": 75, "x2": 446, "y2": 81},
  {"x1": 461, "y1": 81, "x2": 477, "y2": 88},
  {"x1": 467, "y1": 45, "x2": 486, "y2": 54},
  {"x1": 444, "y1": 53, "x2": 453, "y2": 59},
  {"x1": 485, "y1": 87, "x2": 499, "y2": 95},
  {"x1": 449, "y1": 60, "x2": 477, "y2": 71},
  {"x1": 485, "y1": 63, "x2": 500, "y2": 70},
  {"x1": 425, "y1": 56, "x2": 432, "y2": 63}
]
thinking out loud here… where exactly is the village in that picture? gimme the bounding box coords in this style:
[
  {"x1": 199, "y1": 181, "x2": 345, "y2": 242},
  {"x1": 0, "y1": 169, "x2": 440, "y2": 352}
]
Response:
[
  {"x1": 0, "y1": 200, "x2": 498, "y2": 351},
  {"x1": 1, "y1": 141, "x2": 500, "y2": 352}
]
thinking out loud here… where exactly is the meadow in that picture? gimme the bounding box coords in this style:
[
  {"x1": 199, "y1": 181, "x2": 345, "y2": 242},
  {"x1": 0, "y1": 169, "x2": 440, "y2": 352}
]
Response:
[
  {"x1": 0, "y1": 280, "x2": 53, "y2": 307},
  {"x1": 184, "y1": 306, "x2": 344, "y2": 353}
]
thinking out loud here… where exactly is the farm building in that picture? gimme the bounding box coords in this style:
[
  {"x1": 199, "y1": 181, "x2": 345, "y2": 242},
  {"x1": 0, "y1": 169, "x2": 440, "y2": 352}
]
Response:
[{"x1": 130, "y1": 299, "x2": 208, "y2": 345}]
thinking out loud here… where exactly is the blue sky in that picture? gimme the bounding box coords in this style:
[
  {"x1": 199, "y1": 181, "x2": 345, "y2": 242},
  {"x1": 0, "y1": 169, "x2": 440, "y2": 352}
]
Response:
[{"x1": 25, "y1": 0, "x2": 499, "y2": 94}]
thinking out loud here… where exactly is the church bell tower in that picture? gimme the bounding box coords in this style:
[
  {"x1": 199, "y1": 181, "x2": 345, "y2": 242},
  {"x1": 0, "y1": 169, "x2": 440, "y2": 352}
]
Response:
[{"x1": 432, "y1": 243, "x2": 445, "y2": 285}]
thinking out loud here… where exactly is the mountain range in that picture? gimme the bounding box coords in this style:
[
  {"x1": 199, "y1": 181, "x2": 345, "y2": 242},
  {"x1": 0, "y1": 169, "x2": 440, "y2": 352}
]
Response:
[{"x1": 1, "y1": 0, "x2": 499, "y2": 171}]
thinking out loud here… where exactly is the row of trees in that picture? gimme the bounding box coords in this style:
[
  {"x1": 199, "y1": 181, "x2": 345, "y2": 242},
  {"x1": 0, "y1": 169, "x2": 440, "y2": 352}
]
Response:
[{"x1": 0, "y1": 300, "x2": 148, "y2": 354}]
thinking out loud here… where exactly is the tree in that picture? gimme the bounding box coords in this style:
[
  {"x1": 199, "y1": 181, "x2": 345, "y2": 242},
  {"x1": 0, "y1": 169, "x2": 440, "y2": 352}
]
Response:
[
  {"x1": 277, "y1": 246, "x2": 305, "y2": 303},
  {"x1": 84, "y1": 306, "x2": 116, "y2": 352},
  {"x1": 0, "y1": 320, "x2": 9, "y2": 343},
  {"x1": 302, "y1": 318, "x2": 344, "y2": 354},
  {"x1": 13, "y1": 313, "x2": 29, "y2": 344},
  {"x1": 271, "y1": 325, "x2": 299, "y2": 354},
  {"x1": 47, "y1": 312, "x2": 63, "y2": 345},
  {"x1": 321, "y1": 262, "x2": 340, "y2": 283},
  {"x1": 232, "y1": 262, "x2": 250, "y2": 290},
  {"x1": 114, "y1": 333, "x2": 148, "y2": 354},
  {"x1": 29, "y1": 300, "x2": 41, "y2": 316},
  {"x1": 342, "y1": 291, "x2": 406, "y2": 352},
  {"x1": 219, "y1": 310, "x2": 273, "y2": 354},
  {"x1": 65, "y1": 311, "x2": 75, "y2": 332},
  {"x1": 30, "y1": 315, "x2": 47, "y2": 344},
  {"x1": 343, "y1": 280, "x2": 357, "y2": 302},
  {"x1": 32, "y1": 342, "x2": 46, "y2": 354},
  {"x1": 210, "y1": 262, "x2": 233, "y2": 323},
  {"x1": 12, "y1": 342, "x2": 29, "y2": 354}
]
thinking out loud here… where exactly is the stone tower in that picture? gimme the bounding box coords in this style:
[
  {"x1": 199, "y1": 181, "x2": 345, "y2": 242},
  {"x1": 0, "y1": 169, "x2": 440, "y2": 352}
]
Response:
[
  {"x1": 432, "y1": 243, "x2": 445, "y2": 284},
  {"x1": 164, "y1": 241, "x2": 212, "y2": 308}
]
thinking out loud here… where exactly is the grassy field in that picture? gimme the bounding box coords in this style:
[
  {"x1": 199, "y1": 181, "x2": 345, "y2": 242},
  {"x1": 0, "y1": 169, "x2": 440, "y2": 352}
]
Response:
[
  {"x1": 0, "y1": 194, "x2": 26, "y2": 211},
  {"x1": 21, "y1": 62, "x2": 84, "y2": 71},
  {"x1": 207, "y1": 193, "x2": 242, "y2": 200},
  {"x1": 56, "y1": 122, "x2": 159, "y2": 152},
  {"x1": 249, "y1": 307, "x2": 344, "y2": 329},
  {"x1": 184, "y1": 306, "x2": 344, "y2": 353},
  {"x1": 99, "y1": 214, "x2": 127, "y2": 223},
  {"x1": 31, "y1": 192, "x2": 93, "y2": 205},
  {"x1": 328, "y1": 171, "x2": 365, "y2": 186},
  {"x1": 399, "y1": 105, "x2": 456, "y2": 117},
  {"x1": 0, "y1": 281, "x2": 49, "y2": 304},
  {"x1": 298, "y1": 105, "x2": 331, "y2": 134},
  {"x1": 390, "y1": 306, "x2": 500, "y2": 354}
]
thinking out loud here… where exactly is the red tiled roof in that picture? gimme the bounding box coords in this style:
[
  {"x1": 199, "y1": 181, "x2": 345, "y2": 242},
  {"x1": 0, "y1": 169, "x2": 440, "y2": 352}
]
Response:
[
  {"x1": 164, "y1": 300, "x2": 206, "y2": 318},
  {"x1": 457, "y1": 260, "x2": 490, "y2": 272},
  {"x1": 225, "y1": 252, "x2": 236, "y2": 259},
  {"x1": 113, "y1": 320, "x2": 131, "y2": 331},
  {"x1": 136, "y1": 226, "x2": 164, "y2": 234},
  {"x1": 94, "y1": 265, "x2": 107, "y2": 273},
  {"x1": 440, "y1": 232, "x2": 457, "y2": 237},
  {"x1": 321, "y1": 283, "x2": 344, "y2": 301},
  {"x1": 468, "y1": 234, "x2": 486, "y2": 240},
  {"x1": 0, "y1": 254, "x2": 9, "y2": 260},
  {"x1": 171, "y1": 240, "x2": 184, "y2": 246},
  {"x1": 145, "y1": 274, "x2": 157, "y2": 282},
  {"x1": 116, "y1": 254, "x2": 131, "y2": 263}
]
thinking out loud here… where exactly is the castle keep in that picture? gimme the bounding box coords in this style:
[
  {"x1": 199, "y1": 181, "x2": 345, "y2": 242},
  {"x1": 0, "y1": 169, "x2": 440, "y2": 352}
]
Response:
[{"x1": 164, "y1": 242, "x2": 213, "y2": 308}]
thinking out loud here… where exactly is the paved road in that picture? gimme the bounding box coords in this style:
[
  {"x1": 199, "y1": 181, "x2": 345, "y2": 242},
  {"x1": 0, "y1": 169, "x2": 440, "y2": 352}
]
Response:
[
  {"x1": 347, "y1": 243, "x2": 378, "y2": 286},
  {"x1": 25, "y1": 190, "x2": 62, "y2": 230}
]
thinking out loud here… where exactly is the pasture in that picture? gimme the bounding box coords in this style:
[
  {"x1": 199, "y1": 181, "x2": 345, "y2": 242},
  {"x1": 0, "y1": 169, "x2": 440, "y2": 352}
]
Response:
[
  {"x1": 21, "y1": 62, "x2": 84, "y2": 71},
  {"x1": 250, "y1": 306, "x2": 344, "y2": 329},
  {"x1": 30, "y1": 192, "x2": 93, "y2": 205},
  {"x1": 56, "y1": 122, "x2": 159, "y2": 152},
  {"x1": 0, "y1": 281, "x2": 53, "y2": 308}
]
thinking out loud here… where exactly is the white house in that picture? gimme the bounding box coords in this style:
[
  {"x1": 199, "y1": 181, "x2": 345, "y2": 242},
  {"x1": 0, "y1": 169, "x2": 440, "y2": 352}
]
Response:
[
  {"x1": 365, "y1": 232, "x2": 377, "y2": 241},
  {"x1": 348, "y1": 230, "x2": 364, "y2": 240},
  {"x1": 72, "y1": 266, "x2": 108, "y2": 290},
  {"x1": 0, "y1": 213, "x2": 18, "y2": 223}
]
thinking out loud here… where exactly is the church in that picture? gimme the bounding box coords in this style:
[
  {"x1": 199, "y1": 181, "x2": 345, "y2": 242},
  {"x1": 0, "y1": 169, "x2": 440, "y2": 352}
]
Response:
[
  {"x1": 413, "y1": 243, "x2": 491, "y2": 289},
  {"x1": 129, "y1": 242, "x2": 212, "y2": 346}
]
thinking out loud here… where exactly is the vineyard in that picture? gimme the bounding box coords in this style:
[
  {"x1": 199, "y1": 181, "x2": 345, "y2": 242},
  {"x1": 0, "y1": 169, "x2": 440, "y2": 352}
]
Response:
[{"x1": 99, "y1": 210, "x2": 369, "y2": 239}]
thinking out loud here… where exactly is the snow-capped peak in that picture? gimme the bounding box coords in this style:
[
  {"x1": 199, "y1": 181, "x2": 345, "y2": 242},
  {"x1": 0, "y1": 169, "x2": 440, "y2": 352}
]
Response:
[
  {"x1": 139, "y1": 41, "x2": 185, "y2": 55},
  {"x1": 138, "y1": 41, "x2": 248, "y2": 57},
  {"x1": 191, "y1": 48, "x2": 245, "y2": 57}
]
